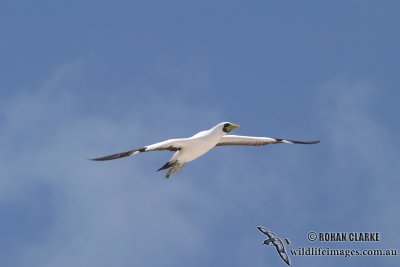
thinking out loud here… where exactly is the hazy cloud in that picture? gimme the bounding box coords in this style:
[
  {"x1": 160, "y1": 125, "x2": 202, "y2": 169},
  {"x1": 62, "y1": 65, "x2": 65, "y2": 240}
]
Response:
[{"x1": 0, "y1": 65, "x2": 398, "y2": 267}]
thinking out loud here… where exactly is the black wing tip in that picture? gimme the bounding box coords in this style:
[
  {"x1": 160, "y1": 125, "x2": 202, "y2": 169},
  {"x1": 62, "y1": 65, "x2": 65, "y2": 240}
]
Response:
[
  {"x1": 88, "y1": 157, "x2": 115, "y2": 161},
  {"x1": 88, "y1": 156, "x2": 117, "y2": 161},
  {"x1": 88, "y1": 147, "x2": 146, "y2": 162},
  {"x1": 300, "y1": 140, "x2": 320, "y2": 144},
  {"x1": 88, "y1": 153, "x2": 128, "y2": 161},
  {"x1": 286, "y1": 139, "x2": 320, "y2": 144},
  {"x1": 257, "y1": 226, "x2": 268, "y2": 234}
]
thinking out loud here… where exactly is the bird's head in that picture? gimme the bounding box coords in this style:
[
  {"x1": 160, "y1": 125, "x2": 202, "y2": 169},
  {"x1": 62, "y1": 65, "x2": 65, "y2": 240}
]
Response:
[
  {"x1": 220, "y1": 122, "x2": 240, "y2": 133},
  {"x1": 263, "y1": 239, "x2": 272, "y2": 245}
]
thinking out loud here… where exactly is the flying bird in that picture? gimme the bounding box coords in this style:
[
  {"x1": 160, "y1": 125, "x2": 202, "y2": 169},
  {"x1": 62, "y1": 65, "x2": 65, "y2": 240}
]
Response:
[
  {"x1": 90, "y1": 122, "x2": 319, "y2": 178},
  {"x1": 257, "y1": 226, "x2": 291, "y2": 266}
]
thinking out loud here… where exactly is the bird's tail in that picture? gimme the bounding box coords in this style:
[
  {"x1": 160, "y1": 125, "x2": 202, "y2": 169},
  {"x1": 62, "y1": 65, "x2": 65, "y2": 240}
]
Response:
[
  {"x1": 157, "y1": 161, "x2": 185, "y2": 179},
  {"x1": 157, "y1": 161, "x2": 176, "y2": 171}
]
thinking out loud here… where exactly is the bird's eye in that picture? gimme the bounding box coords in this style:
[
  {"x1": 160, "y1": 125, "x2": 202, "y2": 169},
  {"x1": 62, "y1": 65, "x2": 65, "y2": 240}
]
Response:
[{"x1": 224, "y1": 123, "x2": 229, "y2": 127}]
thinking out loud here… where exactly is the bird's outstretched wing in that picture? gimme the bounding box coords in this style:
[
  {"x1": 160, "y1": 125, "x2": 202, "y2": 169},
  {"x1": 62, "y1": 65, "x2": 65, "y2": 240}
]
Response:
[
  {"x1": 278, "y1": 249, "x2": 291, "y2": 266},
  {"x1": 90, "y1": 138, "x2": 185, "y2": 161},
  {"x1": 257, "y1": 226, "x2": 274, "y2": 238},
  {"x1": 217, "y1": 135, "x2": 320, "y2": 146}
]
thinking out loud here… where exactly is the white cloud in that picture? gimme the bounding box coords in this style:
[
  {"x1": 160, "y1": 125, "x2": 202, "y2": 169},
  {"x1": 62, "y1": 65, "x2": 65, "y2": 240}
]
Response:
[
  {"x1": 1, "y1": 65, "x2": 398, "y2": 267},
  {"x1": 290, "y1": 79, "x2": 400, "y2": 266},
  {"x1": 317, "y1": 79, "x2": 400, "y2": 238},
  {"x1": 0, "y1": 62, "x2": 225, "y2": 267}
]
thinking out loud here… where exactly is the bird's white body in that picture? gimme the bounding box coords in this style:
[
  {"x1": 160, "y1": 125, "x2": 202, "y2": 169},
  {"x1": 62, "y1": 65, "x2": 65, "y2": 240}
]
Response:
[{"x1": 170, "y1": 125, "x2": 227, "y2": 163}]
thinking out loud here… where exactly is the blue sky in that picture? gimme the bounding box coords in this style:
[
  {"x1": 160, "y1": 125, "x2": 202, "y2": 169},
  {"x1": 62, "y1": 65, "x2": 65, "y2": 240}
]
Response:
[{"x1": 1, "y1": 1, "x2": 399, "y2": 266}]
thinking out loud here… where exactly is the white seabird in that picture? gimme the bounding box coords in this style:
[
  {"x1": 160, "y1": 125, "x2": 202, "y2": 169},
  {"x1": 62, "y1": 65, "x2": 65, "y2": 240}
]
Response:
[{"x1": 91, "y1": 122, "x2": 320, "y2": 178}]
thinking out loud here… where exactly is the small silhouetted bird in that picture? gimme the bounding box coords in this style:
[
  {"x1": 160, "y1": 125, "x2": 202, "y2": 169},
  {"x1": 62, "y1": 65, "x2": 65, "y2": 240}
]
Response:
[{"x1": 257, "y1": 226, "x2": 291, "y2": 266}]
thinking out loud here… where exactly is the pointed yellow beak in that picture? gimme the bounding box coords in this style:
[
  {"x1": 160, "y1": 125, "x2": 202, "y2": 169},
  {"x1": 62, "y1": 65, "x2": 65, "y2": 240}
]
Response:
[{"x1": 226, "y1": 123, "x2": 240, "y2": 132}]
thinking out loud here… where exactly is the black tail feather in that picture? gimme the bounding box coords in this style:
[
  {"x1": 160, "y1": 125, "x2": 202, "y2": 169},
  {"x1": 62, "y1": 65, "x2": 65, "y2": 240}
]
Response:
[{"x1": 157, "y1": 161, "x2": 175, "y2": 171}]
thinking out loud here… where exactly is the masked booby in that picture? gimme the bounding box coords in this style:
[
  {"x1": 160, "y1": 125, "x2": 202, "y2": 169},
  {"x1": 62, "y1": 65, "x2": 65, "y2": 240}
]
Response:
[{"x1": 90, "y1": 122, "x2": 319, "y2": 178}]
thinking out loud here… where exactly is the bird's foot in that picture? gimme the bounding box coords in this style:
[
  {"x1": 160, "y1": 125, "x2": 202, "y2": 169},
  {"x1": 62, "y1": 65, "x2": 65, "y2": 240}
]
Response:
[{"x1": 163, "y1": 162, "x2": 185, "y2": 179}]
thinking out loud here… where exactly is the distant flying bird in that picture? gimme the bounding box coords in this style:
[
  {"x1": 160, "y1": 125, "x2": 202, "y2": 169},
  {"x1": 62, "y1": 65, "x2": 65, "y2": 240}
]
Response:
[
  {"x1": 90, "y1": 122, "x2": 320, "y2": 178},
  {"x1": 257, "y1": 226, "x2": 291, "y2": 266}
]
